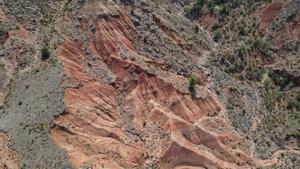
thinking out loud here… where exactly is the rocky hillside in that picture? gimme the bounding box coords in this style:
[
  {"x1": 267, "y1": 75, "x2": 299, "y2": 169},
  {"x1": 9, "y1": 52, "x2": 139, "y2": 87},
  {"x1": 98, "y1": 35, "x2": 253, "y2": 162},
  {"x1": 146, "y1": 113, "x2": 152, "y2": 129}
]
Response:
[{"x1": 0, "y1": 0, "x2": 299, "y2": 169}]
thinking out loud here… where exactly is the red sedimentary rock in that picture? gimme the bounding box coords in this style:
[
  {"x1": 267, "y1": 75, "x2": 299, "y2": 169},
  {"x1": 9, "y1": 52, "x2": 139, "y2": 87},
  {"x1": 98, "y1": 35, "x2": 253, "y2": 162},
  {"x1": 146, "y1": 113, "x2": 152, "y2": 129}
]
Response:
[{"x1": 50, "y1": 5, "x2": 280, "y2": 169}]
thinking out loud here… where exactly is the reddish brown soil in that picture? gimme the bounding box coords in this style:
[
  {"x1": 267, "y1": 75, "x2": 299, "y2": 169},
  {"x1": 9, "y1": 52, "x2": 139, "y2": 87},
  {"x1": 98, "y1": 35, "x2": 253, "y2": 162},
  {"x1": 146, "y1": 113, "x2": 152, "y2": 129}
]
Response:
[
  {"x1": 258, "y1": 2, "x2": 283, "y2": 31},
  {"x1": 198, "y1": 13, "x2": 216, "y2": 32}
]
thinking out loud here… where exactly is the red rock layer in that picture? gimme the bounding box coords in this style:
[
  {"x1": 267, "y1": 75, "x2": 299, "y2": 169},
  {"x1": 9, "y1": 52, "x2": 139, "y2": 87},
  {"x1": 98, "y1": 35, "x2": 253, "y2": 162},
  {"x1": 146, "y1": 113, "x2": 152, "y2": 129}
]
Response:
[
  {"x1": 258, "y1": 2, "x2": 283, "y2": 31},
  {"x1": 273, "y1": 9, "x2": 300, "y2": 49},
  {"x1": 198, "y1": 13, "x2": 216, "y2": 32},
  {"x1": 50, "y1": 6, "x2": 278, "y2": 169}
]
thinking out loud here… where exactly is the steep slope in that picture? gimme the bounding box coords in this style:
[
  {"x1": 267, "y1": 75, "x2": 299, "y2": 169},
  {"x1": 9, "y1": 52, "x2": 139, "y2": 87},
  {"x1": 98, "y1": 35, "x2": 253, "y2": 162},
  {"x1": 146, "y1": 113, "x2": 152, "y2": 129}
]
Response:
[
  {"x1": 49, "y1": 1, "x2": 297, "y2": 168},
  {"x1": 0, "y1": 0, "x2": 299, "y2": 169}
]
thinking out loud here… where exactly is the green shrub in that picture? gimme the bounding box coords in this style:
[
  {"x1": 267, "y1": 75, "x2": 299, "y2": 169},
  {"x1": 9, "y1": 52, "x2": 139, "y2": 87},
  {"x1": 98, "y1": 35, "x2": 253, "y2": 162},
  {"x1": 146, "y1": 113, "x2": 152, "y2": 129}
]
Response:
[
  {"x1": 0, "y1": 29, "x2": 6, "y2": 37},
  {"x1": 296, "y1": 93, "x2": 300, "y2": 102},
  {"x1": 287, "y1": 101, "x2": 296, "y2": 110},
  {"x1": 287, "y1": 100, "x2": 300, "y2": 111},
  {"x1": 253, "y1": 38, "x2": 262, "y2": 49},
  {"x1": 268, "y1": 70, "x2": 290, "y2": 89},
  {"x1": 41, "y1": 45, "x2": 50, "y2": 61},
  {"x1": 212, "y1": 23, "x2": 221, "y2": 31},
  {"x1": 194, "y1": 25, "x2": 199, "y2": 33},
  {"x1": 262, "y1": 80, "x2": 282, "y2": 112},
  {"x1": 237, "y1": 45, "x2": 246, "y2": 59},
  {"x1": 188, "y1": 75, "x2": 198, "y2": 98},
  {"x1": 231, "y1": 0, "x2": 242, "y2": 8},
  {"x1": 238, "y1": 24, "x2": 246, "y2": 35},
  {"x1": 185, "y1": 0, "x2": 232, "y2": 19},
  {"x1": 222, "y1": 51, "x2": 246, "y2": 74},
  {"x1": 213, "y1": 29, "x2": 222, "y2": 42},
  {"x1": 130, "y1": 1, "x2": 136, "y2": 15},
  {"x1": 219, "y1": 5, "x2": 230, "y2": 18},
  {"x1": 234, "y1": 60, "x2": 245, "y2": 73},
  {"x1": 184, "y1": 0, "x2": 206, "y2": 19},
  {"x1": 121, "y1": 0, "x2": 135, "y2": 5},
  {"x1": 253, "y1": 38, "x2": 271, "y2": 57},
  {"x1": 246, "y1": 63, "x2": 264, "y2": 81},
  {"x1": 287, "y1": 92, "x2": 300, "y2": 110}
]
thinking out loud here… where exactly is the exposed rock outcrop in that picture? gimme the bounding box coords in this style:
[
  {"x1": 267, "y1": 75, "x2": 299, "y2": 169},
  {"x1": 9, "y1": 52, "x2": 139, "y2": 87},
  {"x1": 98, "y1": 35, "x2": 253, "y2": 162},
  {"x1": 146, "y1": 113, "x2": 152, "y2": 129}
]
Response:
[{"x1": 49, "y1": 2, "x2": 290, "y2": 168}]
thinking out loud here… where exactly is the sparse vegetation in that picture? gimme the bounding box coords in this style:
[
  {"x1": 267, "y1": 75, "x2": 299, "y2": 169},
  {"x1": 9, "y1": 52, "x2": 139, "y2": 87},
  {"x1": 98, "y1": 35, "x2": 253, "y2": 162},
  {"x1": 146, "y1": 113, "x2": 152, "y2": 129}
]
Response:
[
  {"x1": 0, "y1": 29, "x2": 6, "y2": 37},
  {"x1": 213, "y1": 29, "x2": 222, "y2": 42},
  {"x1": 129, "y1": 0, "x2": 136, "y2": 15},
  {"x1": 78, "y1": 0, "x2": 85, "y2": 5},
  {"x1": 262, "y1": 80, "x2": 282, "y2": 112},
  {"x1": 238, "y1": 23, "x2": 247, "y2": 36},
  {"x1": 121, "y1": 0, "x2": 135, "y2": 5},
  {"x1": 245, "y1": 63, "x2": 264, "y2": 81},
  {"x1": 194, "y1": 25, "x2": 199, "y2": 34},
  {"x1": 0, "y1": 22, "x2": 12, "y2": 37},
  {"x1": 188, "y1": 75, "x2": 198, "y2": 98},
  {"x1": 184, "y1": 0, "x2": 259, "y2": 20},
  {"x1": 287, "y1": 92, "x2": 300, "y2": 111},
  {"x1": 221, "y1": 53, "x2": 245, "y2": 74},
  {"x1": 252, "y1": 37, "x2": 272, "y2": 59},
  {"x1": 197, "y1": 0, "x2": 273, "y2": 84},
  {"x1": 219, "y1": 5, "x2": 231, "y2": 19},
  {"x1": 40, "y1": 2, "x2": 56, "y2": 26},
  {"x1": 253, "y1": 37, "x2": 263, "y2": 49},
  {"x1": 268, "y1": 70, "x2": 290, "y2": 89},
  {"x1": 184, "y1": 0, "x2": 206, "y2": 19},
  {"x1": 183, "y1": 0, "x2": 299, "y2": 163}
]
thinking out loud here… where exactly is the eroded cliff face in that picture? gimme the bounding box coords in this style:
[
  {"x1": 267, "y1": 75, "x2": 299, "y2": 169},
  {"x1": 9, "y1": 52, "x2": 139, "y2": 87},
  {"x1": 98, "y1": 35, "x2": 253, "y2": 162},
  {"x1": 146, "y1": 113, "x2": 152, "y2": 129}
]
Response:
[
  {"x1": 0, "y1": 0, "x2": 299, "y2": 169},
  {"x1": 48, "y1": 1, "x2": 295, "y2": 168}
]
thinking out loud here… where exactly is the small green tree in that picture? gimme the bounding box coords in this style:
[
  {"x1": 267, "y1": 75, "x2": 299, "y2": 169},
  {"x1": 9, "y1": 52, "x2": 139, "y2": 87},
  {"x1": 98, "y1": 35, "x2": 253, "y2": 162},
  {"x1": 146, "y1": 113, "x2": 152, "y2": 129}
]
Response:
[
  {"x1": 41, "y1": 45, "x2": 50, "y2": 61},
  {"x1": 253, "y1": 37, "x2": 262, "y2": 49},
  {"x1": 184, "y1": 0, "x2": 206, "y2": 19},
  {"x1": 246, "y1": 62, "x2": 264, "y2": 81},
  {"x1": 213, "y1": 29, "x2": 222, "y2": 42},
  {"x1": 268, "y1": 70, "x2": 291, "y2": 89},
  {"x1": 287, "y1": 92, "x2": 300, "y2": 110},
  {"x1": 238, "y1": 22, "x2": 247, "y2": 36},
  {"x1": 188, "y1": 75, "x2": 198, "y2": 98},
  {"x1": 194, "y1": 25, "x2": 199, "y2": 34},
  {"x1": 129, "y1": 0, "x2": 136, "y2": 15}
]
